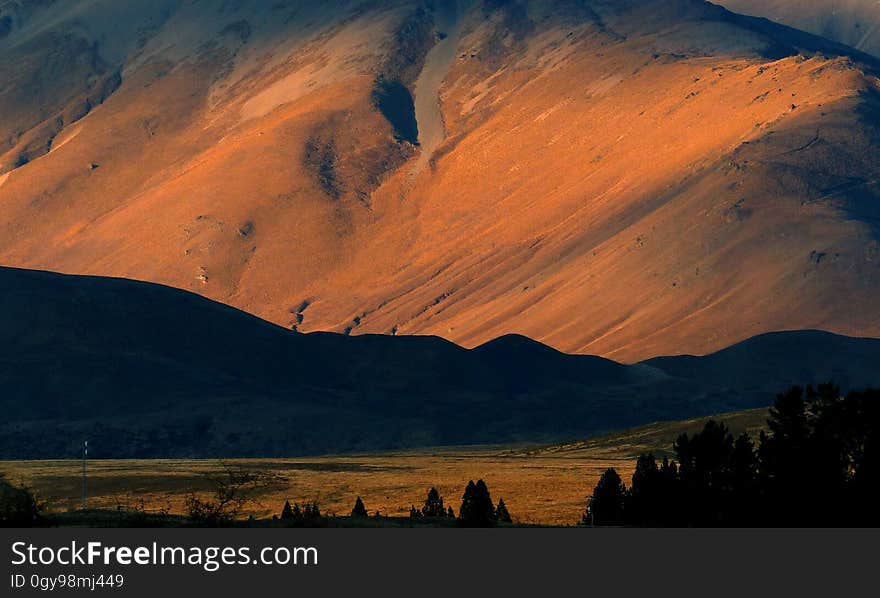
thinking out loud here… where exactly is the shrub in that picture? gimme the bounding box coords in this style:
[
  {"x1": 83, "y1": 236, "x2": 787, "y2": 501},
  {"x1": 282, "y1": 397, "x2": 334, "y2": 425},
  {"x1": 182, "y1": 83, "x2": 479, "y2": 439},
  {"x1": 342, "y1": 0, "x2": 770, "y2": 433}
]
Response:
[{"x1": 0, "y1": 477, "x2": 40, "y2": 527}]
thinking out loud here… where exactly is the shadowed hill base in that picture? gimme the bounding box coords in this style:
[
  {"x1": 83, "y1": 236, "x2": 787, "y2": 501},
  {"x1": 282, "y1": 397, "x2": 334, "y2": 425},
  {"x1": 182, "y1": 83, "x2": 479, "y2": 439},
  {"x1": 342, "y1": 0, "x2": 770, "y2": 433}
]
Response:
[{"x1": 1, "y1": 267, "x2": 878, "y2": 458}]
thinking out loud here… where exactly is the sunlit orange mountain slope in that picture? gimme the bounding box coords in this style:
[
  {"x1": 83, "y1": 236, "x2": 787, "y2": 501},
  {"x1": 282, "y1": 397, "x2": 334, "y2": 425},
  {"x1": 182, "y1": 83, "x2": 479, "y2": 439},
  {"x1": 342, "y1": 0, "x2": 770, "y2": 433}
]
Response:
[{"x1": 0, "y1": 0, "x2": 878, "y2": 362}]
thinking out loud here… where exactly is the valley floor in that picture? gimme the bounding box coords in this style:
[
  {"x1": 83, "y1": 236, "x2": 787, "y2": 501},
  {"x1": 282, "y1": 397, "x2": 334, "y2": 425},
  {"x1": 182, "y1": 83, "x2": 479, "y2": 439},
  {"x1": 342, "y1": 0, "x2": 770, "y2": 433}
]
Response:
[{"x1": 0, "y1": 409, "x2": 767, "y2": 526}]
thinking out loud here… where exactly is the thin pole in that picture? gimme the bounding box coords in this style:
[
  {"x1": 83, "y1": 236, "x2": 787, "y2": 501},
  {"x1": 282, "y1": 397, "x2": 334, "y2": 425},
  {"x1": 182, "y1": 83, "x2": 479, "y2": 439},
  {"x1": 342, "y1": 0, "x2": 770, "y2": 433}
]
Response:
[{"x1": 82, "y1": 440, "x2": 88, "y2": 510}]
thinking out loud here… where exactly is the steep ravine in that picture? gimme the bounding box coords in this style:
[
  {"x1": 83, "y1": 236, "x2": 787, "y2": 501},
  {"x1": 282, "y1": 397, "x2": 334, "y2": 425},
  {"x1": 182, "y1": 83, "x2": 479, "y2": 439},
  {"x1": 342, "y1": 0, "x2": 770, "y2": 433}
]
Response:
[{"x1": 410, "y1": 0, "x2": 467, "y2": 178}]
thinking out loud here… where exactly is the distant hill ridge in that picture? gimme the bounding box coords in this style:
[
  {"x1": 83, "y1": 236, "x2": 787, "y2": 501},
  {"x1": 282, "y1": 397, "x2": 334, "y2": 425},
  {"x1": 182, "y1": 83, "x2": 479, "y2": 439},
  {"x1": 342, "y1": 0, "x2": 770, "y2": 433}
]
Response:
[
  {"x1": 717, "y1": 0, "x2": 880, "y2": 59},
  {"x1": 1, "y1": 267, "x2": 878, "y2": 458}
]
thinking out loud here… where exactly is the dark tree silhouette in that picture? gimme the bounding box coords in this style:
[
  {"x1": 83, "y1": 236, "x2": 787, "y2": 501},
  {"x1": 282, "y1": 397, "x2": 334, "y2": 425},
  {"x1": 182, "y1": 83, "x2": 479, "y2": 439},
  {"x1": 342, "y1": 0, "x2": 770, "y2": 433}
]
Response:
[
  {"x1": 588, "y1": 384, "x2": 880, "y2": 527},
  {"x1": 627, "y1": 454, "x2": 664, "y2": 526},
  {"x1": 303, "y1": 502, "x2": 321, "y2": 520},
  {"x1": 277, "y1": 501, "x2": 321, "y2": 526},
  {"x1": 351, "y1": 496, "x2": 368, "y2": 518},
  {"x1": 587, "y1": 468, "x2": 626, "y2": 526},
  {"x1": 759, "y1": 386, "x2": 821, "y2": 524},
  {"x1": 409, "y1": 505, "x2": 422, "y2": 519},
  {"x1": 658, "y1": 456, "x2": 681, "y2": 524},
  {"x1": 459, "y1": 480, "x2": 496, "y2": 527},
  {"x1": 422, "y1": 487, "x2": 445, "y2": 518},
  {"x1": 447, "y1": 506, "x2": 455, "y2": 518},
  {"x1": 674, "y1": 420, "x2": 737, "y2": 525},
  {"x1": 0, "y1": 477, "x2": 40, "y2": 527},
  {"x1": 729, "y1": 432, "x2": 758, "y2": 524},
  {"x1": 848, "y1": 389, "x2": 880, "y2": 525},
  {"x1": 495, "y1": 498, "x2": 512, "y2": 523}
]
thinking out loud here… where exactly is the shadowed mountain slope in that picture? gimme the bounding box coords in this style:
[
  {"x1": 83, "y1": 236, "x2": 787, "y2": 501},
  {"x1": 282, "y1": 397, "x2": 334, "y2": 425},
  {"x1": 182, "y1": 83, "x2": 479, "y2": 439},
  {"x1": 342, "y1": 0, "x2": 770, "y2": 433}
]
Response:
[
  {"x1": 717, "y1": 0, "x2": 880, "y2": 58},
  {"x1": 0, "y1": 0, "x2": 878, "y2": 363},
  {"x1": 1, "y1": 267, "x2": 878, "y2": 458},
  {"x1": 642, "y1": 329, "x2": 880, "y2": 388}
]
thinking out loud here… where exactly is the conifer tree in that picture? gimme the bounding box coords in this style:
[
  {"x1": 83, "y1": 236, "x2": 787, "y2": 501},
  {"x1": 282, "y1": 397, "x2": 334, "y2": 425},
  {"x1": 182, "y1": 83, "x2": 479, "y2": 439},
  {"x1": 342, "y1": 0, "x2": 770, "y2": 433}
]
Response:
[
  {"x1": 351, "y1": 496, "x2": 368, "y2": 518},
  {"x1": 587, "y1": 468, "x2": 626, "y2": 526},
  {"x1": 459, "y1": 479, "x2": 496, "y2": 527},
  {"x1": 628, "y1": 454, "x2": 661, "y2": 525},
  {"x1": 422, "y1": 487, "x2": 445, "y2": 517},
  {"x1": 303, "y1": 502, "x2": 321, "y2": 520},
  {"x1": 495, "y1": 498, "x2": 512, "y2": 523}
]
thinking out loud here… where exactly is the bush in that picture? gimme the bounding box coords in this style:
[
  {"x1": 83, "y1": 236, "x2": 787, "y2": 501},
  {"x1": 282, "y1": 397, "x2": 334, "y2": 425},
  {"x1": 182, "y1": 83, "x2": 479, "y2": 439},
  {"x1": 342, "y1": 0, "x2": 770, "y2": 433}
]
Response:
[
  {"x1": 184, "y1": 494, "x2": 229, "y2": 526},
  {"x1": 185, "y1": 463, "x2": 284, "y2": 525},
  {"x1": 0, "y1": 477, "x2": 40, "y2": 527}
]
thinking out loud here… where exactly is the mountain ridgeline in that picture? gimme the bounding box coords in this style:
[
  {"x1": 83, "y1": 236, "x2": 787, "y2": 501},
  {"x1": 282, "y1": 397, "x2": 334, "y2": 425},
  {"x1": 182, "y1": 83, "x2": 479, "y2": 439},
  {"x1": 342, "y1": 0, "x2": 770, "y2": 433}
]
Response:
[
  {"x1": 1, "y1": 267, "x2": 878, "y2": 458},
  {"x1": 0, "y1": 0, "x2": 878, "y2": 363}
]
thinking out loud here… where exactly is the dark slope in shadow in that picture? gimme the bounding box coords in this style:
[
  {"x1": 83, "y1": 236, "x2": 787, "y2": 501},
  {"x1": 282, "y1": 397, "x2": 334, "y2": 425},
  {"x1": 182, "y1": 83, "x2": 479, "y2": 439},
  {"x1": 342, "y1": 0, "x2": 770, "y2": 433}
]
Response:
[
  {"x1": 1, "y1": 267, "x2": 878, "y2": 457},
  {"x1": 705, "y1": 0, "x2": 880, "y2": 70},
  {"x1": 372, "y1": 78, "x2": 419, "y2": 145},
  {"x1": 642, "y1": 330, "x2": 880, "y2": 389}
]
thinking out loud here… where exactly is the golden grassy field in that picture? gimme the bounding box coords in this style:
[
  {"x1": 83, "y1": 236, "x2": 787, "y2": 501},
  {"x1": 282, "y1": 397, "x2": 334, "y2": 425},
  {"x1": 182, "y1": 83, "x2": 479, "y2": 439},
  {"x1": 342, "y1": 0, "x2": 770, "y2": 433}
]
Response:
[{"x1": 0, "y1": 409, "x2": 769, "y2": 526}]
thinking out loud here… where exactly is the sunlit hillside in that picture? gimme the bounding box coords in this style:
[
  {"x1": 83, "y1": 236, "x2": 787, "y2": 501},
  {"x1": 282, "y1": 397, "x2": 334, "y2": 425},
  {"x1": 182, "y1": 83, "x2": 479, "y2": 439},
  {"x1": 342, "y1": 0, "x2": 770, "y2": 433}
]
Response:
[{"x1": 0, "y1": 0, "x2": 877, "y2": 362}]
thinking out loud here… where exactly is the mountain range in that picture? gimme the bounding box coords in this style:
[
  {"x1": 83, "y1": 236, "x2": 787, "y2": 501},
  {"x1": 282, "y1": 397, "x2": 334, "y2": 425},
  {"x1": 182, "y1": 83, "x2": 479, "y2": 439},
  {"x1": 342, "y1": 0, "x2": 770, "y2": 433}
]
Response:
[
  {"x1": 1, "y1": 266, "x2": 877, "y2": 458},
  {"x1": 1, "y1": 1, "x2": 879, "y2": 458},
  {"x1": 0, "y1": 0, "x2": 878, "y2": 363}
]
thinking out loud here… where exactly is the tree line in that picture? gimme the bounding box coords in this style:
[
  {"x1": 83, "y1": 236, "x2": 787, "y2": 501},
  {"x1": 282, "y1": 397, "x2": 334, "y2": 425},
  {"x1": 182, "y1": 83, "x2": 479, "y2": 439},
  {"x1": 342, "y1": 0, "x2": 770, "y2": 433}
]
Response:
[
  {"x1": 279, "y1": 480, "x2": 514, "y2": 527},
  {"x1": 586, "y1": 384, "x2": 880, "y2": 526}
]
